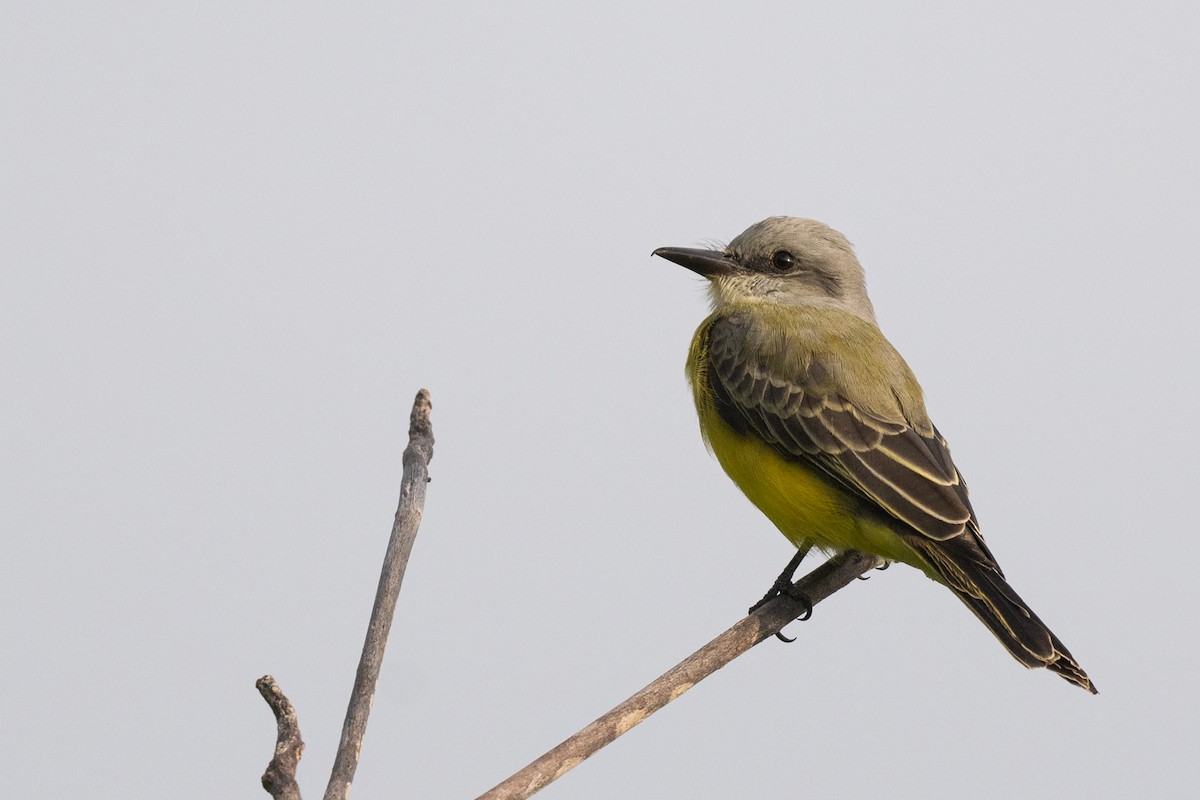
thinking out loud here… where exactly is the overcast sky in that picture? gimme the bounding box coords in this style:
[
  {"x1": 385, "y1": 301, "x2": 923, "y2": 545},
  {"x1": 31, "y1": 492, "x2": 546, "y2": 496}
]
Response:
[{"x1": 3, "y1": 2, "x2": 1198, "y2": 798}]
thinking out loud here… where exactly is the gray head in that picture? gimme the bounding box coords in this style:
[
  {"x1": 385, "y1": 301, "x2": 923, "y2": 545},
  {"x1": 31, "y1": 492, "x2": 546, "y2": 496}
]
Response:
[{"x1": 654, "y1": 216, "x2": 877, "y2": 324}]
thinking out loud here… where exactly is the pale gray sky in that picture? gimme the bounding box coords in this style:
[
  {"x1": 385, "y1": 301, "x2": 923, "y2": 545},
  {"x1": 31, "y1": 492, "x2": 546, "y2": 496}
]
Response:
[{"x1": 3, "y1": 2, "x2": 1198, "y2": 798}]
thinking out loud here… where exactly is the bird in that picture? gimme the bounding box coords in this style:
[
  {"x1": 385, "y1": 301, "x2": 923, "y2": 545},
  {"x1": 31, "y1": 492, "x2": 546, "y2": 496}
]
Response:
[{"x1": 654, "y1": 216, "x2": 1095, "y2": 693}]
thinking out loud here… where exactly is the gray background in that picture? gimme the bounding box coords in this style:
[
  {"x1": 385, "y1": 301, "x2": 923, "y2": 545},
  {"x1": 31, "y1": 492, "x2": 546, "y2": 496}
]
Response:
[{"x1": 3, "y1": 2, "x2": 1197, "y2": 798}]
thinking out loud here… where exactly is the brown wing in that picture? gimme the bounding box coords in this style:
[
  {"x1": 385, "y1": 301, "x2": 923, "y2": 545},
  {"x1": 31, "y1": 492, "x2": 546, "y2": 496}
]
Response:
[{"x1": 706, "y1": 314, "x2": 985, "y2": 554}]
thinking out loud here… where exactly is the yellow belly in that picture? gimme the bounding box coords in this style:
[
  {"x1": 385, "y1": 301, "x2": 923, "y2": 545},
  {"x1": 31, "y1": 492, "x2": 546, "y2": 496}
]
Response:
[{"x1": 700, "y1": 403, "x2": 927, "y2": 571}]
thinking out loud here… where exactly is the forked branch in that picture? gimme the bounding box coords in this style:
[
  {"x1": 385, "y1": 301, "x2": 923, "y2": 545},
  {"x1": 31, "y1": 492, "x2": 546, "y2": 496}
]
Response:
[
  {"x1": 255, "y1": 389, "x2": 878, "y2": 800},
  {"x1": 256, "y1": 389, "x2": 435, "y2": 800}
]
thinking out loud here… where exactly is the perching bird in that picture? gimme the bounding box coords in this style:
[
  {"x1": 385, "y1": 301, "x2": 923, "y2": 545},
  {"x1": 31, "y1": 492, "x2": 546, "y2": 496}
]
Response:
[{"x1": 654, "y1": 217, "x2": 1094, "y2": 693}]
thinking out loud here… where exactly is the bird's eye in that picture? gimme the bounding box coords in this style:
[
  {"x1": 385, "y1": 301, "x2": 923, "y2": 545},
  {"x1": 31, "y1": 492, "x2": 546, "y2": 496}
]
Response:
[{"x1": 770, "y1": 250, "x2": 797, "y2": 272}]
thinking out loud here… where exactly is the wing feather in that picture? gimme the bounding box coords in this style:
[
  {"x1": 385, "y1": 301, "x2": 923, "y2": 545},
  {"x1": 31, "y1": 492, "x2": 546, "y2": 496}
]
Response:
[{"x1": 706, "y1": 314, "x2": 976, "y2": 546}]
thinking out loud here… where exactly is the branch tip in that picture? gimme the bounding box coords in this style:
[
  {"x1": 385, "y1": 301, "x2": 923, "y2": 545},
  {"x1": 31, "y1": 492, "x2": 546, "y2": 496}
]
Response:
[
  {"x1": 257, "y1": 675, "x2": 304, "y2": 800},
  {"x1": 408, "y1": 388, "x2": 433, "y2": 442}
]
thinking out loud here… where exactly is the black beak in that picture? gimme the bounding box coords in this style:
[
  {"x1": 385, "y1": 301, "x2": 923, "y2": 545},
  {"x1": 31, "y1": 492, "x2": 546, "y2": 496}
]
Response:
[{"x1": 652, "y1": 246, "x2": 738, "y2": 278}]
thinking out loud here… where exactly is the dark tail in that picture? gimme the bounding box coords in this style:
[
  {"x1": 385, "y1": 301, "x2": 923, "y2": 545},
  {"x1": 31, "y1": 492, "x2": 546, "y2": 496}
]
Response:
[{"x1": 914, "y1": 541, "x2": 1096, "y2": 693}]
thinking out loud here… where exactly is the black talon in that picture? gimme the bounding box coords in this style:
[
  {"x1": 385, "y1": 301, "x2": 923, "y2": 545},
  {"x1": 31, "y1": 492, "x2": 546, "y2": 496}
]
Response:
[
  {"x1": 749, "y1": 544, "x2": 816, "y2": 642},
  {"x1": 854, "y1": 561, "x2": 892, "y2": 578},
  {"x1": 772, "y1": 584, "x2": 813, "y2": 642}
]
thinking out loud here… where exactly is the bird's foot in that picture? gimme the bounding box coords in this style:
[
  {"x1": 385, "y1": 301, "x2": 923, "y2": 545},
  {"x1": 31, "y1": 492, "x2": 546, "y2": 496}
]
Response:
[{"x1": 748, "y1": 545, "x2": 815, "y2": 642}]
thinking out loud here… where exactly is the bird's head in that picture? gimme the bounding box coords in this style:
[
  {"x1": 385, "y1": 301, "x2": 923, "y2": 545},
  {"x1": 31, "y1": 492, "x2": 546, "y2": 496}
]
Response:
[{"x1": 654, "y1": 216, "x2": 877, "y2": 323}]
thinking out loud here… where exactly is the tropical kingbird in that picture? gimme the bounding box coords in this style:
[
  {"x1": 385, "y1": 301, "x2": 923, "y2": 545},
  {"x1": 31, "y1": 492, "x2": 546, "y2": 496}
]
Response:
[{"x1": 655, "y1": 216, "x2": 1094, "y2": 693}]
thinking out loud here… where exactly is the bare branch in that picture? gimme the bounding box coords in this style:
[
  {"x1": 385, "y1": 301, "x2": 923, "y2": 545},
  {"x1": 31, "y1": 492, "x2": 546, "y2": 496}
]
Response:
[
  {"x1": 475, "y1": 550, "x2": 882, "y2": 800},
  {"x1": 324, "y1": 389, "x2": 436, "y2": 800},
  {"x1": 257, "y1": 675, "x2": 305, "y2": 800}
]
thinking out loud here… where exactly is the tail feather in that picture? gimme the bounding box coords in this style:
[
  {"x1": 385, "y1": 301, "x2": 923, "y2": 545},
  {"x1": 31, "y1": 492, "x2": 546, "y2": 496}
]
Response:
[
  {"x1": 969, "y1": 567, "x2": 1096, "y2": 693},
  {"x1": 913, "y1": 541, "x2": 1096, "y2": 694}
]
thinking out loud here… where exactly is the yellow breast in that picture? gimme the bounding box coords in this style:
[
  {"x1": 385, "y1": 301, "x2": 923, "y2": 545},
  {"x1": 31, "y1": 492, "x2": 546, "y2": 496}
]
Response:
[{"x1": 698, "y1": 403, "x2": 926, "y2": 569}]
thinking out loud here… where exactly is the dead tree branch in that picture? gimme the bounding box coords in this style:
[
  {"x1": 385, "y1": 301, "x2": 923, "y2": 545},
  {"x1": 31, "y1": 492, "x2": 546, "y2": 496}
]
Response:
[
  {"x1": 256, "y1": 389, "x2": 435, "y2": 799},
  {"x1": 475, "y1": 549, "x2": 882, "y2": 800},
  {"x1": 255, "y1": 389, "x2": 876, "y2": 800},
  {"x1": 323, "y1": 388, "x2": 435, "y2": 800},
  {"x1": 257, "y1": 675, "x2": 305, "y2": 800}
]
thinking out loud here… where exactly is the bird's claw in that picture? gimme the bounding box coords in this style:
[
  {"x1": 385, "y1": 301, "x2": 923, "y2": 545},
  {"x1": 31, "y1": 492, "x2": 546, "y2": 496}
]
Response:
[
  {"x1": 753, "y1": 582, "x2": 813, "y2": 643},
  {"x1": 858, "y1": 559, "x2": 892, "y2": 579}
]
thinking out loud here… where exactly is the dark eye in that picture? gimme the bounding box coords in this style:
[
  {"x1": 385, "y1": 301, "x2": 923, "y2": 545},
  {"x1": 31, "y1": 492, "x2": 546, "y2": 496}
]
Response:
[{"x1": 770, "y1": 250, "x2": 797, "y2": 272}]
